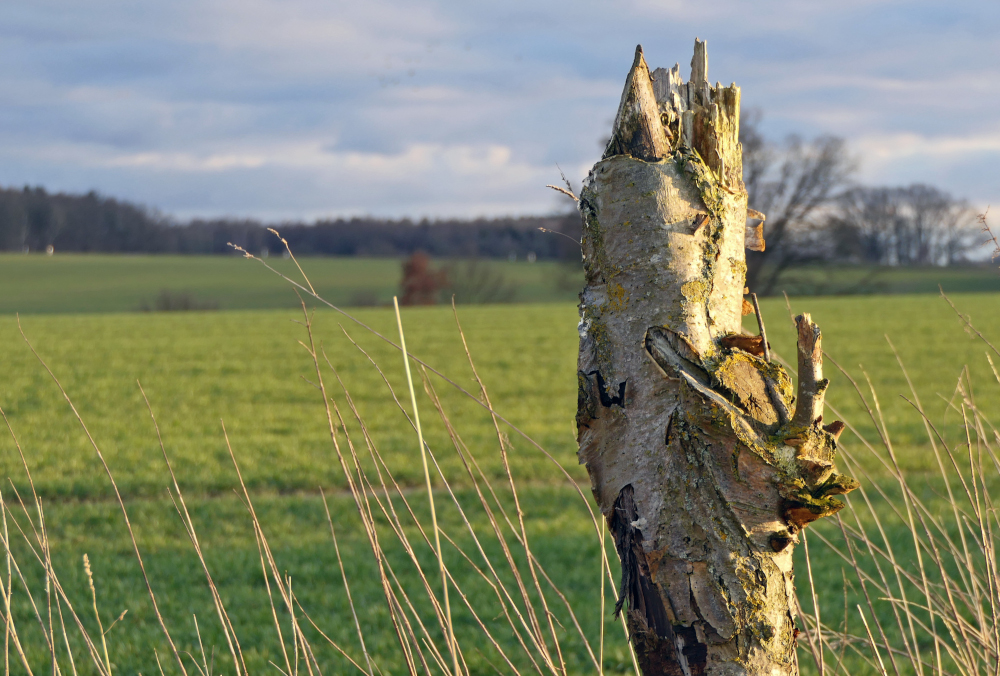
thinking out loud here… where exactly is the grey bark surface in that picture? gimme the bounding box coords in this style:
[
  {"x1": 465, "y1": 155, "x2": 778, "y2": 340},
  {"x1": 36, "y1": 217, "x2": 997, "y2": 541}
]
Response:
[{"x1": 576, "y1": 41, "x2": 857, "y2": 676}]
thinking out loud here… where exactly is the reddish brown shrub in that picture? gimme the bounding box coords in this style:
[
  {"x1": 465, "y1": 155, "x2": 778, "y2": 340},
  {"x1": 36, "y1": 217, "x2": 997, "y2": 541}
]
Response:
[{"x1": 399, "y1": 251, "x2": 448, "y2": 305}]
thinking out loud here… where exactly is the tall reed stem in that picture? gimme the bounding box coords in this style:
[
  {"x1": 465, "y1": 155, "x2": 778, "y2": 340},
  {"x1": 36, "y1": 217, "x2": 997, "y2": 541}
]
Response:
[{"x1": 394, "y1": 297, "x2": 459, "y2": 676}]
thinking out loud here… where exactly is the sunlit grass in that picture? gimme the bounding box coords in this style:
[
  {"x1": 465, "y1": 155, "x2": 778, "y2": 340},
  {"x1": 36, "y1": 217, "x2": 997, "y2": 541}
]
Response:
[
  {"x1": 2, "y1": 284, "x2": 1000, "y2": 675},
  {"x1": 2, "y1": 294, "x2": 999, "y2": 500}
]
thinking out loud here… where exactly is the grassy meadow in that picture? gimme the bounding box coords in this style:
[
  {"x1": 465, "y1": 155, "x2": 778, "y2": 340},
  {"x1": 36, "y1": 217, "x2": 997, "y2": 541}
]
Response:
[
  {"x1": 4, "y1": 291, "x2": 998, "y2": 499},
  {"x1": 1, "y1": 253, "x2": 999, "y2": 674},
  {"x1": 1, "y1": 251, "x2": 999, "y2": 314},
  {"x1": 0, "y1": 253, "x2": 584, "y2": 314}
]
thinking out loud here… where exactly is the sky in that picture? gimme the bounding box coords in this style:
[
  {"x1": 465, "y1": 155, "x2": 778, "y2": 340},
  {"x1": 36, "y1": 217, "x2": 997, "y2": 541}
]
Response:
[{"x1": 0, "y1": 0, "x2": 998, "y2": 221}]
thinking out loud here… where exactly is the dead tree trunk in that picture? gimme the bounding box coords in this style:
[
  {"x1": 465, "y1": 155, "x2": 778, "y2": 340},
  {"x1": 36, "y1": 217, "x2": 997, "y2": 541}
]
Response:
[{"x1": 576, "y1": 41, "x2": 857, "y2": 676}]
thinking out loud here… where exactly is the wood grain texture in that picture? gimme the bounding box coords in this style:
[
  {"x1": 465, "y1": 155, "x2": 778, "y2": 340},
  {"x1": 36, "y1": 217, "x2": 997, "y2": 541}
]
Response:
[{"x1": 604, "y1": 46, "x2": 671, "y2": 162}]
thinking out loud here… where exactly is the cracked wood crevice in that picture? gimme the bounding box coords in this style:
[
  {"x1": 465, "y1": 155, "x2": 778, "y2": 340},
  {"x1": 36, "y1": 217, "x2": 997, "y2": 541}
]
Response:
[{"x1": 576, "y1": 39, "x2": 856, "y2": 676}]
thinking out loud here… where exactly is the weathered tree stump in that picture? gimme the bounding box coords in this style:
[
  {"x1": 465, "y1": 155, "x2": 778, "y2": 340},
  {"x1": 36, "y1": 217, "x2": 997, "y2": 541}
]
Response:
[{"x1": 576, "y1": 40, "x2": 857, "y2": 676}]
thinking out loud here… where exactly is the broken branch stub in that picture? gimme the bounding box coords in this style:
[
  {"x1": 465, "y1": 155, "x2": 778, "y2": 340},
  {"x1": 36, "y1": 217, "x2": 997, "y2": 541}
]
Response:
[
  {"x1": 576, "y1": 39, "x2": 856, "y2": 676},
  {"x1": 790, "y1": 313, "x2": 826, "y2": 431}
]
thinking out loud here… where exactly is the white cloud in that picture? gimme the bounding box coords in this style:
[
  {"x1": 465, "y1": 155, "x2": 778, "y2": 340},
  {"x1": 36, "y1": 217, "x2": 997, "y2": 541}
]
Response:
[
  {"x1": 104, "y1": 151, "x2": 269, "y2": 171},
  {"x1": 0, "y1": 0, "x2": 998, "y2": 218},
  {"x1": 859, "y1": 131, "x2": 1000, "y2": 164},
  {"x1": 0, "y1": 138, "x2": 571, "y2": 219}
]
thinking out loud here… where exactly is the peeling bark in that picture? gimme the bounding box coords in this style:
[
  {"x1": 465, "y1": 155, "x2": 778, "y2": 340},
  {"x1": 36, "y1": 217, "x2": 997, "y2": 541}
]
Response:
[{"x1": 576, "y1": 40, "x2": 857, "y2": 675}]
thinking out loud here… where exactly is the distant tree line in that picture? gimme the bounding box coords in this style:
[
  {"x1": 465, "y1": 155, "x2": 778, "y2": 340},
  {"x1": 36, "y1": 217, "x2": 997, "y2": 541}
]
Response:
[
  {"x1": 0, "y1": 114, "x2": 981, "y2": 282},
  {"x1": 0, "y1": 188, "x2": 164, "y2": 253},
  {"x1": 0, "y1": 187, "x2": 583, "y2": 260}
]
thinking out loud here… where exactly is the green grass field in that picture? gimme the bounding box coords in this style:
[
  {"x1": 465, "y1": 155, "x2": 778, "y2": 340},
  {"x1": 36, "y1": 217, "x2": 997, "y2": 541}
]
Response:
[
  {"x1": 2, "y1": 254, "x2": 1000, "y2": 674},
  {"x1": 4, "y1": 293, "x2": 998, "y2": 499},
  {"x1": 764, "y1": 263, "x2": 1000, "y2": 296},
  {"x1": 0, "y1": 253, "x2": 584, "y2": 313},
  {"x1": 1, "y1": 252, "x2": 999, "y2": 315}
]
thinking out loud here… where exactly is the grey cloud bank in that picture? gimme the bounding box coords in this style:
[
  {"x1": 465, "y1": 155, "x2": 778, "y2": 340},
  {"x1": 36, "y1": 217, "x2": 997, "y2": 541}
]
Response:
[{"x1": 0, "y1": 0, "x2": 997, "y2": 220}]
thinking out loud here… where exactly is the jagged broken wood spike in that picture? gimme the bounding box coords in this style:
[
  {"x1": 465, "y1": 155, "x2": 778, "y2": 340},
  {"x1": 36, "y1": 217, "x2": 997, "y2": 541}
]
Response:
[
  {"x1": 690, "y1": 37, "x2": 707, "y2": 84},
  {"x1": 603, "y1": 45, "x2": 670, "y2": 162},
  {"x1": 790, "y1": 313, "x2": 828, "y2": 431},
  {"x1": 577, "y1": 39, "x2": 855, "y2": 676}
]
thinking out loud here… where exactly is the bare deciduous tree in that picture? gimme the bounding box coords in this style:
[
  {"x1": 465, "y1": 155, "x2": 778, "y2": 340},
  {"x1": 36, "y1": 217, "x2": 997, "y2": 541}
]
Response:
[
  {"x1": 827, "y1": 185, "x2": 899, "y2": 263},
  {"x1": 577, "y1": 41, "x2": 856, "y2": 675},
  {"x1": 829, "y1": 184, "x2": 977, "y2": 266},
  {"x1": 741, "y1": 116, "x2": 855, "y2": 294}
]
